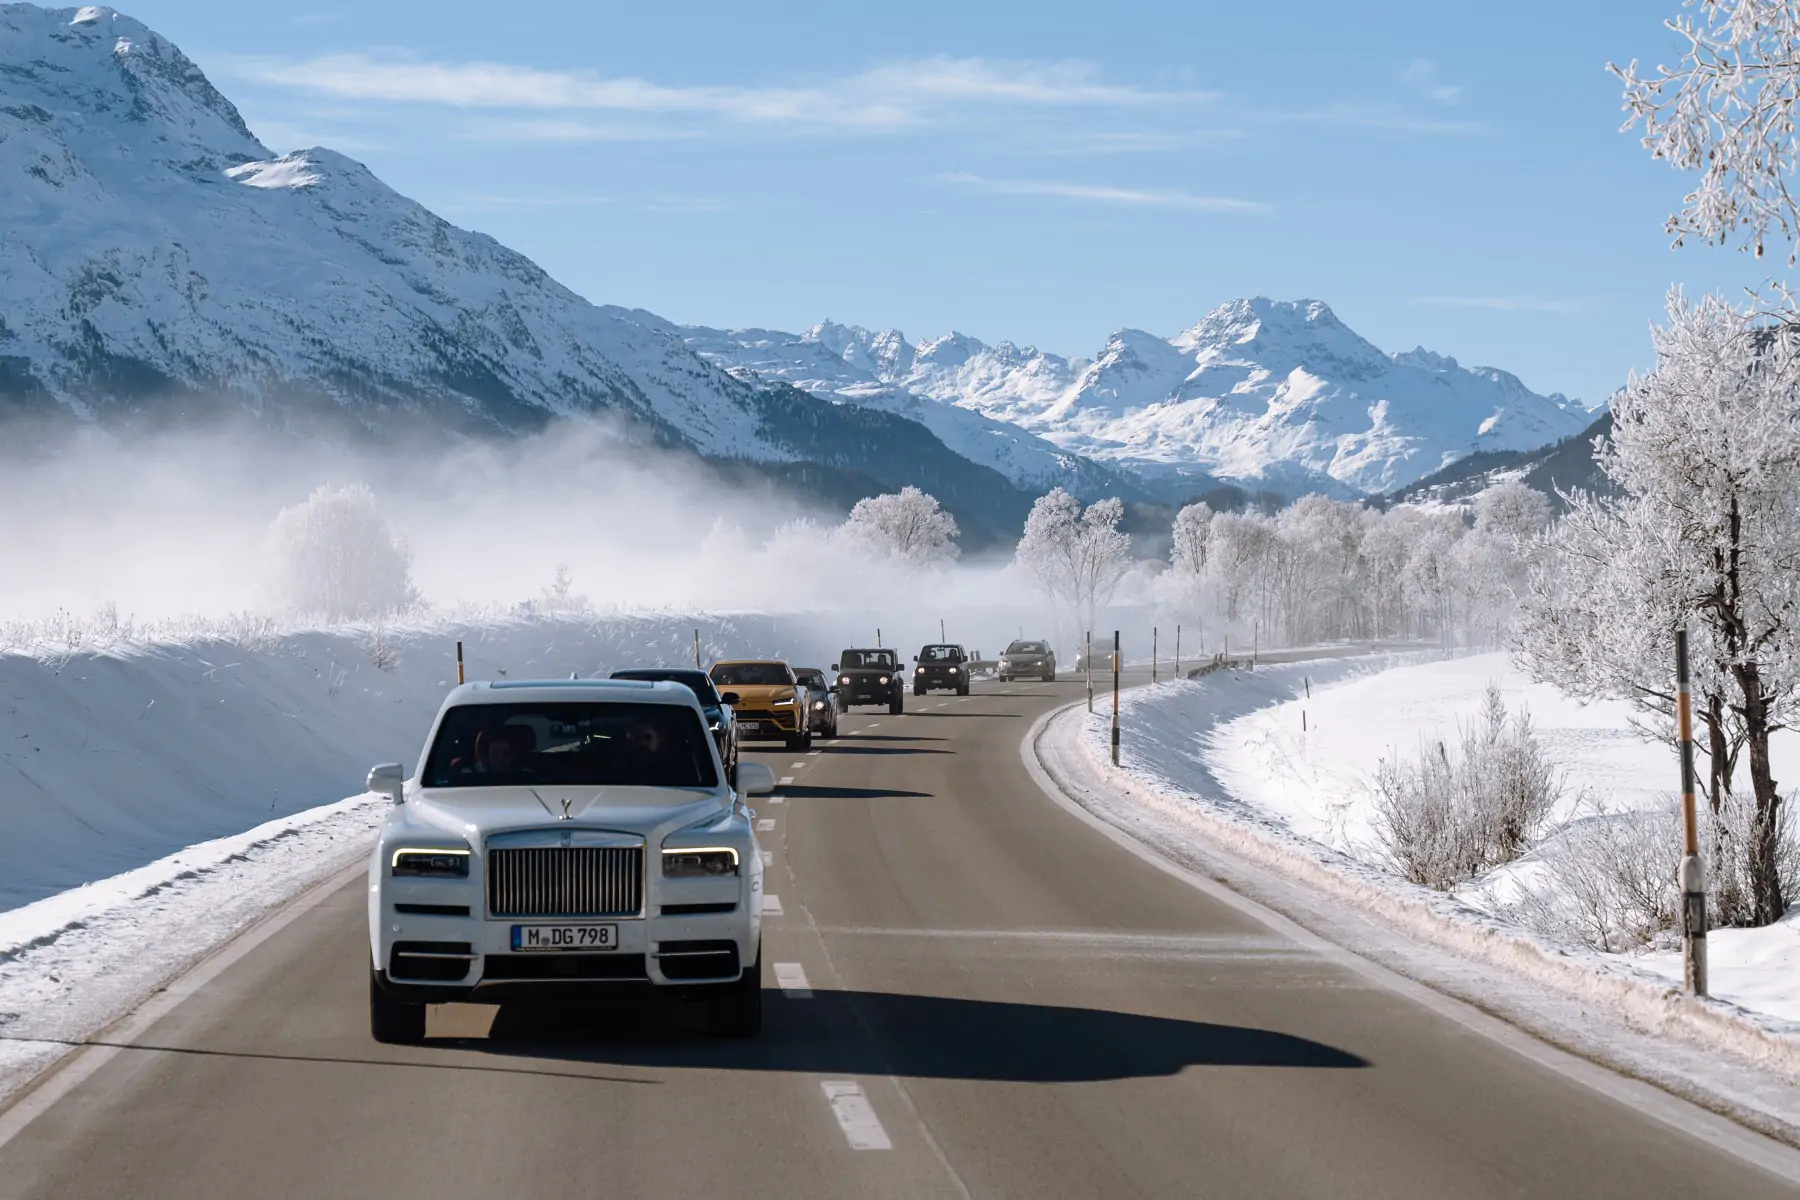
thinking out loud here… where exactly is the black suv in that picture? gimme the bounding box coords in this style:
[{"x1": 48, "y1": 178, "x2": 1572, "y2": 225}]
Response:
[
  {"x1": 608, "y1": 667, "x2": 739, "y2": 785},
  {"x1": 835, "y1": 648, "x2": 904, "y2": 714},
  {"x1": 913, "y1": 644, "x2": 970, "y2": 696}
]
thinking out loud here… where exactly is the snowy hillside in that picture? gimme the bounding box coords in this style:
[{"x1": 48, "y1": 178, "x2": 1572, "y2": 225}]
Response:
[
  {"x1": 0, "y1": 5, "x2": 804, "y2": 458},
  {"x1": 672, "y1": 300, "x2": 1592, "y2": 497}
]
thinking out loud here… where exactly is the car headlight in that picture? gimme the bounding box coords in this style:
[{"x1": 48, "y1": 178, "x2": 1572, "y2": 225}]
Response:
[
  {"x1": 879, "y1": 675, "x2": 889, "y2": 684},
  {"x1": 391, "y1": 847, "x2": 471, "y2": 878},
  {"x1": 839, "y1": 676, "x2": 851, "y2": 685},
  {"x1": 661, "y1": 846, "x2": 740, "y2": 878},
  {"x1": 813, "y1": 700, "x2": 825, "y2": 710},
  {"x1": 948, "y1": 666, "x2": 958, "y2": 674},
  {"x1": 772, "y1": 695, "x2": 796, "y2": 706},
  {"x1": 916, "y1": 667, "x2": 926, "y2": 674}
]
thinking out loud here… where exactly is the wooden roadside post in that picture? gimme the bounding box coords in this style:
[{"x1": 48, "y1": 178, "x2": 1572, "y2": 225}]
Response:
[{"x1": 1676, "y1": 629, "x2": 1708, "y2": 996}]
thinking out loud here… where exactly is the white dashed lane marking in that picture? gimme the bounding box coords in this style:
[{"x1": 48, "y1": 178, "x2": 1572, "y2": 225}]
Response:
[
  {"x1": 768, "y1": 794, "x2": 785, "y2": 804},
  {"x1": 763, "y1": 894, "x2": 784, "y2": 915},
  {"x1": 780, "y1": 776, "x2": 795, "y2": 785},
  {"x1": 759, "y1": 850, "x2": 772, "y2": 866},
  {"x1": 789, "y1": 761, "x2": 807, "y2": 768},
  {"x1": 756, "y1": 819, "x2": 776, "y2": 831},
  {"x1": 773, "y1": 962, "x2": 813, "y2": 998},
  {"x1": 808, "y1": 749, "x2": 822, "y2": 756},
  {"x1": 821, "y1": 1082, "x2": 891, "y2": 1150}
]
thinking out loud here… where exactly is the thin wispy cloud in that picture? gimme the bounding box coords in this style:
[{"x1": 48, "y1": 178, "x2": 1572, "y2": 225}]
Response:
[
  {"x1": 220, "y1": 54, "x2": 1213, "y2": 131},
  {"x1": 1274, "y1": 103, "x2": 1489, "y2": 135},
  {"x1": 1399, "y1": 58, "x2": 1462, "y2": 105},
  {"x1": 938, "y1": 172, "x2": 1268, "y2": 213},
  {"x1": 452, "y1": 117, "x2": 701, "y2": 143},
  {"x1": 1420, "y1": 296, "x2": 1584, "y2": 314}
]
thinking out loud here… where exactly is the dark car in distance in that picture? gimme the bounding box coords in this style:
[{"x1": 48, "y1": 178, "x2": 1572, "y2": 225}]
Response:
[
  {"x1": 608, "y1": 666, "x2": 739, "y2": 784},
  {"x1": 793, "y1": 667, "x2": 840, "y2": 738},
  {"x1": 998, "y1": 639, "x2": 1057, "y2": 683},
  {"x1": 836, "y1": 648, "x2": 904, "y2": 714},
  {"x1": 913, "y1": 644, "x2": 970, "y2": 696}
]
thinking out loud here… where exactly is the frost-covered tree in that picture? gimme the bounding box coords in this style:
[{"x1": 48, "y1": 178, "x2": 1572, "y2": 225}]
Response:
[
  {"x1": 1518, "y1": 293, "x2": 1800, "y2": 924},
  {"x1": 842, "y1": 486, "x2": 960, "y2": 565},
  {"x1": 1169, "y1": 501, "x2": 1212, "y2": 577},
  {"x1": 267, "y1": 483, "x2": 418, "y2": 622},
  {"x1": 1616, "y1": 0, "x2": 1800, "y2": 262},
  {"x1": 1015, "y1": 487, "x2": 1133, "y2": 631}
]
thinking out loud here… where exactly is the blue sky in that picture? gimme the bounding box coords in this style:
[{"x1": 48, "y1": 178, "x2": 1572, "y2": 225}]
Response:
[{"x1": 125, "y1": 0, "x2": 1781, "y2": 407}]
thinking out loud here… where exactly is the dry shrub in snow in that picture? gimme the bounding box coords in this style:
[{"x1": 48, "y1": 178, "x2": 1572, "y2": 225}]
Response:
[
  {"x1": 1373, "y1": 685, "x2": 1560, "y2": 890},
  {"x1": 267, "y1": 484, "x2": 418, "y2": 623},
  {"x1": 1513, "y1": 791, "x2": 1800, "y2": 953}
]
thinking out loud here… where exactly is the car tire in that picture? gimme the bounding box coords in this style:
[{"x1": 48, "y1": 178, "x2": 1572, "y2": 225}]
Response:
[
  {"x1": 784, "y1": 731, "x2": 805, "y2": 752},
  {"x1": 707, "y1": 942, "x2": 762, "y2": 1038},
  {"x1": 913, "y1": 683, "x2": 924, "y2": 696},
  {"x1": 889, "y1": 692, "x2": 903, "y2": 715},
  {"x1": 958, "y1": 682, "x2": 969, "y2": 696},
  {"x1": 369, "y1": 971, "x2": 426, "y2": 1044}
]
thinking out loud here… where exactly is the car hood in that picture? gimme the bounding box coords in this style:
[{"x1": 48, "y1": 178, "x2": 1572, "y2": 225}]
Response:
[
  {"x1": 720, "y1": 683, "x2": 798, "y2": 706},
  {"x1": 403, "y1": 785, "x2": 726, "y2": 842}
]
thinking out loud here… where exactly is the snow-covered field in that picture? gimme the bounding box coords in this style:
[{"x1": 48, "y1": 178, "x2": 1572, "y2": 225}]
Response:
[{"x1": 1196, "y1": 652, "x2": 1800, "y2": 1020}]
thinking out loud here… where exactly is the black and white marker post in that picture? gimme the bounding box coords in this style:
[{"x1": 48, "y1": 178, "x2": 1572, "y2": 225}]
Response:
[
  {"x1": 1676, "y1": 628, "x2": 1708, "y2": 996},
  {"x1": 456, "y1": 639, "x2": 465, "y2": 685},
  {"x1": 1086, "y1": 630, "x2": 1094, "y2": 714},
  {"x1": 1110, "y1": 629, "x2": 1121, "y2": 766}
]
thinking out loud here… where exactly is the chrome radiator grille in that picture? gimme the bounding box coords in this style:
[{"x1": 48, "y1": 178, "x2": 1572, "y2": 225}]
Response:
[{"x1": 486, "y1": 846, "x2": 645, "y2": 919}]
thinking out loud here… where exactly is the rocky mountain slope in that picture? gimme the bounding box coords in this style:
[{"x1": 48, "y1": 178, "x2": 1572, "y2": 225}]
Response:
[
  {"x1": 676, "y1": 300, "x2": 1594, "y2": 497},
  {"x1": 0, "y1": 3, "x2": 1136, "y2": 540}
]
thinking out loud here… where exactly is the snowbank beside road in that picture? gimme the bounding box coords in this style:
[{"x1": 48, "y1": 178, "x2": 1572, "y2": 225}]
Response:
[{"x1": 1204, "y1": 653, "x2": 1800, "y2": 1016}]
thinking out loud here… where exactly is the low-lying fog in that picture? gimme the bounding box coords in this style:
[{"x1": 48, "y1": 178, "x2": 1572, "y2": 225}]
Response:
[{"x1": 0, "y1": 419, "x2": 1044, "y2": 629}]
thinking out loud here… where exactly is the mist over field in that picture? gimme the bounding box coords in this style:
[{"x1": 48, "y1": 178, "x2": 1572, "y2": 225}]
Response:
[{"x1": 0, "y1": 420, "x2": 1039, "y2": 629}]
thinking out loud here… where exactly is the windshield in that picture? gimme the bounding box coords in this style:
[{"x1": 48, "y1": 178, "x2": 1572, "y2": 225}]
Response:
[
  {"x1": 423, "y1": 702, "x2": 718, "y2": 789},
  {"x1": 709, "y1": 662, "x2": 793, "y2": 687},
  {"x1": 794, "y1": 669, "x2": 824, "y2": 687},
  {"x1": 920, "y1": 645, "x2": 961, "y2": 662},
  {"x1": 841, "y1": 650, "x2": 896, "y2": 669},
  {"x1": 1007, "y1": 641, "x2": 1048, "y2": 654},
  {"x1": 609, "y1": 668, "x2": 722, "y2": 707}
]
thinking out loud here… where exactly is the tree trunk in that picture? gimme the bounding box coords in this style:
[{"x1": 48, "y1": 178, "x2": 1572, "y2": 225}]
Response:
[{"x1": 1735, "y1": 660, "x2": 1786, "y2": 925}]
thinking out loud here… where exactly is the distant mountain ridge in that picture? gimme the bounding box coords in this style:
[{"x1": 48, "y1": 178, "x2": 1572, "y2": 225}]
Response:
[{"x1": 672, "y1": 300, "x2": 1593, "y2": 498}]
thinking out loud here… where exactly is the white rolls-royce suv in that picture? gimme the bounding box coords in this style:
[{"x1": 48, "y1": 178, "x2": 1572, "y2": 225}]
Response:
[{"x1": 364, "y1": 678, "x2": 773, "y2": 1043}]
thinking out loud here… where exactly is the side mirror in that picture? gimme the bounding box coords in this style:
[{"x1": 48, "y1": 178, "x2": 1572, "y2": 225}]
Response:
[
  {"x1": 738, "y1": 761, "x2": 777, "y2": 797},
  {"x1": 831, "y1": 664, "x2": 839, "y2": 673},
  {"x1": 828, "y1": 685, "x2": 839, "y2": 694},
  {"x1": 368, "y1": 762, "x2": 405, "y2": 805},
  {"x1": 720, "y1": 692, "x2": 741, "y2": 706}
]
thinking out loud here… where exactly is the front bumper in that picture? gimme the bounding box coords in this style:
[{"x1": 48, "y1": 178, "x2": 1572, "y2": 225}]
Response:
[
  {"x1": 733, "y1": 708, "x2": 799, "y2": 739},
  {"x1": 373, "y1": 905, "x2": 757, "y2": 1000}
]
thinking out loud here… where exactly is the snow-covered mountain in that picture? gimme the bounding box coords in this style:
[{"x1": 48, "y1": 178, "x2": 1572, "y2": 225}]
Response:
[
  {"x1": 0, "y1": 5, "x2": 807, "y2": 457},
  {"x1": 676, "y1": 300, "x2": 1592, "y2": 497},
  {"x1": 608, "y1": 310, "x2": 1150, "y2": 500}
]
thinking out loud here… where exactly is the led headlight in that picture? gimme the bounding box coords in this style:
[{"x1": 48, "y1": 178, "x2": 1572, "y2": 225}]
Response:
[
  {"x1": 772, "y1": 694, "x2": 796, "y2": 706},
  {"x1": 391, "y1": 847, "x2": 471, "y2": 878},
  {"x1": 661, "y1": 846, "x2": 740, "y2": 878}
]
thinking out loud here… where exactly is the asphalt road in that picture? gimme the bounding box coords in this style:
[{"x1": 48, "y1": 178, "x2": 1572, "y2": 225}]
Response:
[{"x1": 2, "y1": 672, "x2": 1797, "y2": 1198}]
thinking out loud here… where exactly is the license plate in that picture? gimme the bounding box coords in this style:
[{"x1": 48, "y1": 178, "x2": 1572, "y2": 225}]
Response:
[
  {"x1": 739, "y1": 721, "x2": 762, "y2": 734},
  {"x1": 511, "y1": 924, "x2": 618, "y2": 952}
]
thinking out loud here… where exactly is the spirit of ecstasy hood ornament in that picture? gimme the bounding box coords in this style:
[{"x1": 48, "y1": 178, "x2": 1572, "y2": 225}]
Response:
[{"x1": 559, "y1": 796, "x2": 574, "y2": 821}]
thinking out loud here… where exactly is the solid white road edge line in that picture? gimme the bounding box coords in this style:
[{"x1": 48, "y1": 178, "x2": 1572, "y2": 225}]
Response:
[
  {"x1": 0, "y1": 857, "x2": 367, "y2": 1155},
  {"x1": 821, "y1": 1081, "x2": 892, "y2": 1150},
  {"x1": 1020, "y1": 701, "x2": 1800, "y2": 1186},
  {"x1": 773, "y1": 962, "x2": 813, "y2": 998}
]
